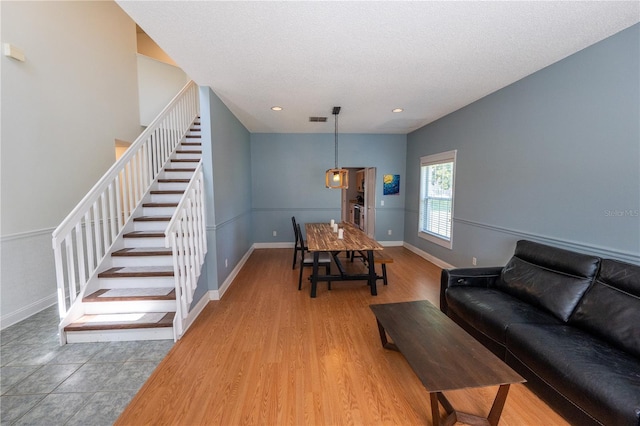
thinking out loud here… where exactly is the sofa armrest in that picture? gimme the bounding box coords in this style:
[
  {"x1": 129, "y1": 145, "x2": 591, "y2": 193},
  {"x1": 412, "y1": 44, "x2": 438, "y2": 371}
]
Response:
[{"x1": 440, "y1": 267, "x2": 503, "y2": 314}]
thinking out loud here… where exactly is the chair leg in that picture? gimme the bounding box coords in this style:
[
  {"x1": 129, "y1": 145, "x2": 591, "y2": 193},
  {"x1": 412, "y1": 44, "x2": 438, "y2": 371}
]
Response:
[
  {"x1": 292, "y1": 246, "x2": 298, "y2": 269},
  {"x1": 298, "y1": 262, "x2": 304, "y2": 290},
  {"x1": 326, "y1": 264, "x2": 331, "y2": 290}
]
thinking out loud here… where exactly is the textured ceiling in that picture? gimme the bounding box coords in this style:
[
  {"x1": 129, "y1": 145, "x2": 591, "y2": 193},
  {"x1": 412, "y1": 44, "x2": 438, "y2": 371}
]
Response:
[{"x1": 117, "y1": 1, "x2": 639, "y2": 134}]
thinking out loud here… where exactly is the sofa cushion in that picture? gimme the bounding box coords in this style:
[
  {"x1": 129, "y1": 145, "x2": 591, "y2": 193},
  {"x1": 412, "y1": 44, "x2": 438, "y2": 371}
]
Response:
[
  {"x1": 506, "y1": 323, "x2": 640, "y2": 426},
  {"x1": 446, "y1": 286, "x2": 561, "y2": 344},
  {"x1": 569, "y1": 259, "x2": 640, "y2": 358},
  {"x1": 495, "y1": 240, "x2": 600, "y2": 322}
]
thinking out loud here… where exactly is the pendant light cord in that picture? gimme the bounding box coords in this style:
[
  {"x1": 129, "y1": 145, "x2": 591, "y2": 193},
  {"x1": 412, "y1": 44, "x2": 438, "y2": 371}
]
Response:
[{"x1": 334, "y1": 111, "x2": 339, "y2": 169}]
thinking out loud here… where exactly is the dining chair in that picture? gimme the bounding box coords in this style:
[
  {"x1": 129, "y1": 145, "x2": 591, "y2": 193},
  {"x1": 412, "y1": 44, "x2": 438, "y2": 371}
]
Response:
[
  {"x1": 291, "y1": 216, "x2": 308, "y2": 269},
  {"x1": 297, "y1": 223, "x2": 332, "y2": 291}
]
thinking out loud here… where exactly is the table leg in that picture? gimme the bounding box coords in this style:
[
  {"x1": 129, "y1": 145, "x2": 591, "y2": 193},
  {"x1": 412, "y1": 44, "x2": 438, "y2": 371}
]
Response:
[
  {"x1": 375, "y1": 319, "x2": 399, "y2": 351},
  {"x1": 430, "y1": 393, "x2": 441, "y2": 426},
  {"x1": 310, "y1": 252, "x2": 320, "y2": 298},
  {"x1": 487, "y1": 384, "x2": 510, "y2": 426},
  {"x1": 367, "y1": 250, "x2": 377, "y2": 296}
]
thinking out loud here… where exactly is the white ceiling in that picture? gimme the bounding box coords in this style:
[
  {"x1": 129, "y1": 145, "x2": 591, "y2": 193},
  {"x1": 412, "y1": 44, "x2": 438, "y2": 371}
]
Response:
[{"x1": 117, "y1": 1, "x2": 639, "y2": 134}]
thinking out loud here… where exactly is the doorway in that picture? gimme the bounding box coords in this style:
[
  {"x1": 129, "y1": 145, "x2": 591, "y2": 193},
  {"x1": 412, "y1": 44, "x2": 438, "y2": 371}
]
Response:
[{"x1": 341, "y1": 167, "x2": 376, "y2": 238}]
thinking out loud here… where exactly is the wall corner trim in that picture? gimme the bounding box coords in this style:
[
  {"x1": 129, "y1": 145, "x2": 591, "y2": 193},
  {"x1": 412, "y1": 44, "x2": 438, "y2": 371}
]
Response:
[
  {"x1": 211, "y1": 245, "x2": 256, "y2": 300},
  {"x1": 403, "y1": 242, "x2": 456, "y2": 270},
  {"x1": 1, "y1": 293, "x2": 57, "y2": 330}
]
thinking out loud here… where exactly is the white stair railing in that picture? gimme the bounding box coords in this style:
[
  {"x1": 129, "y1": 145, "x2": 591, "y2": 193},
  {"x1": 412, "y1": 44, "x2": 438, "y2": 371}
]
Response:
[
  {"x1": 52, "y1": 81, "x2": 199, "y2": 320},
  {"x1": 165, "y1": 161, "x2": 207, "y2": 339}
]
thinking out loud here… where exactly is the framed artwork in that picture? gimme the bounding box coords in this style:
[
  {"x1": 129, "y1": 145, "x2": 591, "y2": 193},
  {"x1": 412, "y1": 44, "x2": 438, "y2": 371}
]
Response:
[{"x1": 383, "y1": 174, "x2": 400, "y2": 195}]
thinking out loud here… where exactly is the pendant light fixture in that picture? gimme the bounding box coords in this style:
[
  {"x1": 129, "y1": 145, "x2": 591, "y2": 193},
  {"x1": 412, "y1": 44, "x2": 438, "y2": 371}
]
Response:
[{"x1": 325, "y1": 106, "x2": 349, "y2": 189}]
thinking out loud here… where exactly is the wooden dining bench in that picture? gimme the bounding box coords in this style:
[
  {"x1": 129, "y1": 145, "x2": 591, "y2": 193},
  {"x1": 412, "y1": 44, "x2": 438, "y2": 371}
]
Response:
[
  {"x1": 350, "y1": 250, "x2": 394, "y2": 286},
  {"x1": 374, "y1": 252, "x2": 393, "y2": 285}
]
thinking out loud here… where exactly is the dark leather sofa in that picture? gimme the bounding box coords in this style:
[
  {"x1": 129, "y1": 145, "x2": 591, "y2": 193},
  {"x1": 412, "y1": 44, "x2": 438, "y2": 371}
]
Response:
[{"x1": 440, "y1": 240, "x2": 640, "y2": 426}]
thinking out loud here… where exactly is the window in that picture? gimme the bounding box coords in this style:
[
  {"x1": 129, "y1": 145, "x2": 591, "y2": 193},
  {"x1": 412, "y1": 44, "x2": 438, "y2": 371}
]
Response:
[{"x1": 419, "y1": 150, "x2": 457, "y2": 249}]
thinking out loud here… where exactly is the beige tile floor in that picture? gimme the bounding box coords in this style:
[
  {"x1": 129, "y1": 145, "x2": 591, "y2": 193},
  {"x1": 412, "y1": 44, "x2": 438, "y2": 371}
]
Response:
[{"x1": 1, "y1": 306, "x2": 173, "y2": 425}]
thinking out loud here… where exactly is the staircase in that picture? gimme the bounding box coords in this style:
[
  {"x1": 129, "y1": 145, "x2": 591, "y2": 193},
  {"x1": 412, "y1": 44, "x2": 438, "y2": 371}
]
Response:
[{"x1": 52, "y1": 81, "x2": 206, "y2": 344}]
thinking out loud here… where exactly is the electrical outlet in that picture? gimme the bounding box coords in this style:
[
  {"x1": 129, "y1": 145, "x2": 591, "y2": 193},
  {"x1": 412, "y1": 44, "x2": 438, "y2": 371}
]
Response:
[
  {"x1": 381, "y1": 200, "x2": 385, "y2": 206},
  {"x1": 272, "y1": 230, "x2": 277, "y2": 237},
  {"x1": 225, "y1": 258, "x2": 228, "y2": 268},
  {"x1": 472, "y1": 257, "x2": 477, "y2": 266},
  {"x1": 388, "y1": 229, "x2": 392, "y2": 235}
]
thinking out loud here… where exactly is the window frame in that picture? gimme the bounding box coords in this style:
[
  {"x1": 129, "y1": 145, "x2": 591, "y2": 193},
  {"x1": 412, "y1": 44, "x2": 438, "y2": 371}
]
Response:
[{"x1": 418, "y1": 150, "x2": 457, "y2": 249}]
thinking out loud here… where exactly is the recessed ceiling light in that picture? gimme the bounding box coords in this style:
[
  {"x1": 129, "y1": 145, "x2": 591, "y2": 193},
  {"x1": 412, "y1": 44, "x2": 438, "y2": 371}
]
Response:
[
  {"x1": 271, "y1": 106, "x2": 283, "y2": 111},
  {"x1": 392, "y1": 108, "x2": 404, "y2": 113}
]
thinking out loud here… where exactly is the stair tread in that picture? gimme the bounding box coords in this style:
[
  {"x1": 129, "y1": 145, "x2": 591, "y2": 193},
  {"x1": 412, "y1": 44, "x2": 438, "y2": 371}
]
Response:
[
  {"x1": 113, "y1": 247, "x2": 172, "y2": 256},
  {"x1": 176, "y1": 150, "x2": 202, "y2": 154},
  {"x1": 123, "y1": 231, "x2": 164, "y2": 238},
  {"x1": 98, "y1": 266, "x2": 174, "y2": 278},
  {"x1": 171, "y1": 159, "x2": 200, "y2": 163},
  {"x1": 181, "y1": 142, "x2": 201, "y2": 146},
  {"x1": 165, "y1": 168, "x2": 196, "y2": 172},
  {"x1": 133, "y1": 215, "x2": 172, "y2": 222},
  {"x1": 143, "y1": 203, "x2": 178, "y2": 207},
  {"x1": 158, "y1": 179, "x2": 190, "y2": 183},
  {"x1": 84, "y1": 288, "x2": 176, "y2": 301},
  {"x1": 65, "y1": 312, "x2": 174, "y2": 331},
  {"x1": 151, "y1": 190, "x2": 184, "y2": 194}
]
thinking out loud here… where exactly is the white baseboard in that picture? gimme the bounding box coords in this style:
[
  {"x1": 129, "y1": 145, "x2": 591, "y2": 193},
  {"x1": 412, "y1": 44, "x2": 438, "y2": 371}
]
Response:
[
  {"x1": 380, "y1": 240, "x2": 404, "y2": 247},
  {"x1": 403, "y1": 242, "x2": 456, "y2": 269},
  {"x1": 209, "y1": 245, "x2": 256, "y2": 300},
  {"x1": 180, "y1": 292, "x2": 211, "y2": 338},
  {"x1": 1, "y1": 293, "x2": 58, "y2": 329},
  {"x1": 252, "y1": 242, "x2": 293, "y2": 249}
]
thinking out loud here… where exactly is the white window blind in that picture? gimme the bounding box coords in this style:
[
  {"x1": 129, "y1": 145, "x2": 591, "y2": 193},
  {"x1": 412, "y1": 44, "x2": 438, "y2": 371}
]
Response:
[{"x1": 419, "y1": 150, "x2": 457, "y2": 249}]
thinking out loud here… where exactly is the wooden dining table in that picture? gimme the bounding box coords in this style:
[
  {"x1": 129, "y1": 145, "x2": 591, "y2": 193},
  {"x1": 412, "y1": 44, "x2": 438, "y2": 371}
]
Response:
[{"x1": 304, "y1": 222, "x2": 384, "y2": 298}]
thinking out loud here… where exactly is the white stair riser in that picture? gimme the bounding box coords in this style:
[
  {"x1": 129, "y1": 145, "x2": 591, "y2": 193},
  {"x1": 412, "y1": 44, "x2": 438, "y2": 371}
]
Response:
[
  {"x1": 157, "y1": 182, "x2": 188, "y2": 191},
  {"x1": 111, "y1": 255, "x2": 173, "y2": 267},
  {"x1": 66, "y1": 327, "x2": 174, "y2": 343},
  {"x1": 143, "y1": 206, "x2": 176, "y2": 216},
  {"x1": 174, "y1": 152, "x2": 201, "y2": 160},
  {"x1": 134, "y1": 221, "x2": 169, "y2": 232},
  {"x1": 124, "y1": 237, "x2": 166, "y2": 248},
  {"x1": 150, "y1": 193, "x2": 183, "y2": 203},
  {"x1": 83, "y1": 300, "x2": 176, "y2": 315},
  {"x1": 162, "y1": 171, "x2": 194, "y2": 180},
  {"x1": 98, "y1": 276, "x2": 174, "y2": 288}
]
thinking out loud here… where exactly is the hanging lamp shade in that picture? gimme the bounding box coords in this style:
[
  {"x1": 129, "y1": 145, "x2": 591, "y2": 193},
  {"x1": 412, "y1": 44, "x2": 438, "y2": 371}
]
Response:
[
  {"x1": 325, "y1": 106, "x2": 348, "y2": 189},
  {"x1": 325, "y1": 168, "x2": 349, "y2": 189}
]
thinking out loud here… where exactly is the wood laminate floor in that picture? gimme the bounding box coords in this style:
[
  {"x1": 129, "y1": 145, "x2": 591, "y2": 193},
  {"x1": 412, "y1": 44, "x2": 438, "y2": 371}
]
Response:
[{"x1": 115, "y1": 247, "x2": 569, "y2": 426}]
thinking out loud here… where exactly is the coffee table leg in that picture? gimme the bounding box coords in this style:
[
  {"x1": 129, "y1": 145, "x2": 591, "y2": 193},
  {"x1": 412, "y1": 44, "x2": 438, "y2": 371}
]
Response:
[
  {"x1": 487, "y1": 384, "x2": 510, "y2": 426},
  {"x1": 375, "y1": 320, "x2": 399, "y2": 351},
  {"x1": 429, "y1": 388, "x2": 508, "y2": 426},
  {"x1": 430, "y1": 393, "x2": 441, "y2": 426}
]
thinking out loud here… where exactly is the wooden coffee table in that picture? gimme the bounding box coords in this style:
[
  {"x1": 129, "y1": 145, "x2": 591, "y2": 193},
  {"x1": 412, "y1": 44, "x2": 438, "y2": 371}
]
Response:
[{"x1": 370, "y1": 300, "x2": 525, "y2": 426}]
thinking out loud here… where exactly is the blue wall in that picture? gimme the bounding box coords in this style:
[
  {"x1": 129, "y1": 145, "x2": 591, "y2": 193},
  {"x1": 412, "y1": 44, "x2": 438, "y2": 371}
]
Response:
[
  {"x1": 251, "y1": 133, "x2": 407, "y2": 243},
  {"x1": 196, "y1": 87, "x2": 252, "y2": 297},
  {"x1": 405, "y1": 24, "x2": 640, "y2": 267}
]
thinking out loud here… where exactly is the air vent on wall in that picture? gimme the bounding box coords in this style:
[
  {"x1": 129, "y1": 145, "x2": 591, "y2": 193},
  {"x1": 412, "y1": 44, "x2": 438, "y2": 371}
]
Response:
[{"x1": 309, "y1": 117, "x2": 328, "y2": 122}]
